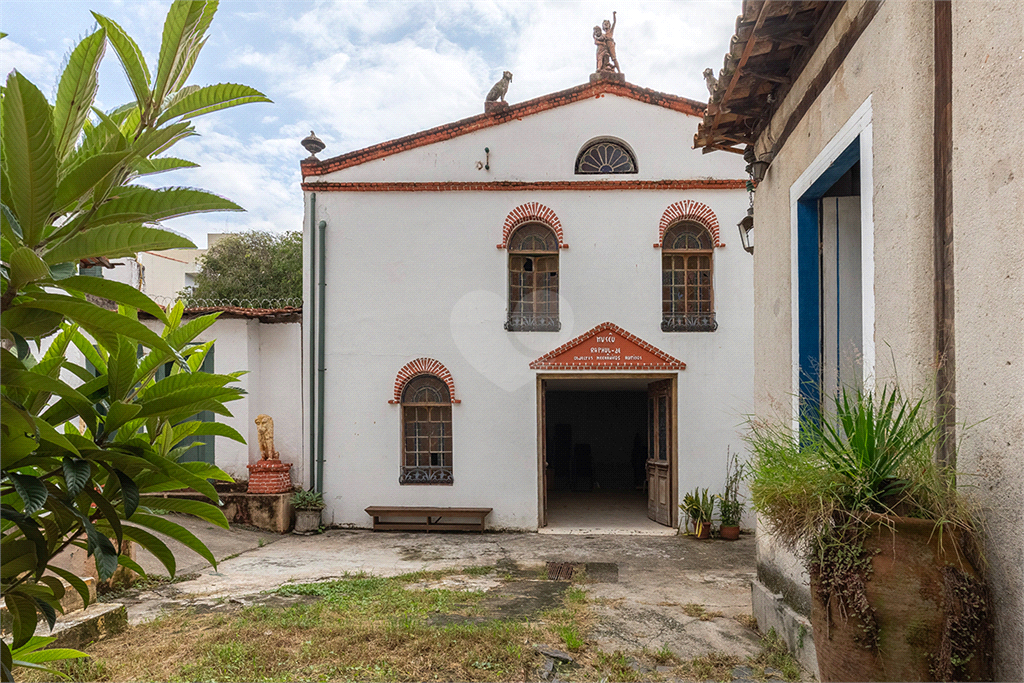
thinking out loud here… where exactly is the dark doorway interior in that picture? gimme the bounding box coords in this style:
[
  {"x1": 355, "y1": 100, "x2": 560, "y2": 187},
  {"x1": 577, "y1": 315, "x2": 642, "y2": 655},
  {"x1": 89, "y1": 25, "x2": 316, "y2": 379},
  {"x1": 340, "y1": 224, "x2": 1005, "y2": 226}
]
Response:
[{"x1": 545, "y1": 391, "x2": 648, "y2": 492}]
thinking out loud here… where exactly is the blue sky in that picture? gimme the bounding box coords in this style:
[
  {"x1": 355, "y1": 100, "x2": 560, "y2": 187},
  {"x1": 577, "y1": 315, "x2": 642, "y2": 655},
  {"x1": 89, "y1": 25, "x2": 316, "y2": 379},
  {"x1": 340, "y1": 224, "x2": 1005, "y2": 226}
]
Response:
[{"x1": 1, "y1": 0, "x2": 741, "y2": 247}]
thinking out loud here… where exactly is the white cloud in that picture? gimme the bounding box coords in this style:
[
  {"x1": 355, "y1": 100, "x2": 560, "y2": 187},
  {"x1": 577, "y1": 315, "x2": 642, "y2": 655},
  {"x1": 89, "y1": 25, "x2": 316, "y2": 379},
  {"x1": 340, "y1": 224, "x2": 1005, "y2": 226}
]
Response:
[{"x1": 0, "y1": 38, "x2": 59, "y2": 89}]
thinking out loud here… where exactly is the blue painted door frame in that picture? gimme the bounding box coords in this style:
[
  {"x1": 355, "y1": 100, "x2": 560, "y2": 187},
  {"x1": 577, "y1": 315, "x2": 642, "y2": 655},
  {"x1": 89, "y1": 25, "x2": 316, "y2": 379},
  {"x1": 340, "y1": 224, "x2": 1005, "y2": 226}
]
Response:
[{"x1": 796, "y1": 137, "x2": 861, "y2": 413}]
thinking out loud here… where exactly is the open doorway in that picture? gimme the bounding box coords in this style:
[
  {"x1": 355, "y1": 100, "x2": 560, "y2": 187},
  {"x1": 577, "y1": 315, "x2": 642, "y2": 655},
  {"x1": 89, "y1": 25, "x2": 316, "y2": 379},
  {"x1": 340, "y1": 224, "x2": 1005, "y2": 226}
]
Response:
[{"x1": 538, "y1": 375, "x2": 676, "y2": 534}]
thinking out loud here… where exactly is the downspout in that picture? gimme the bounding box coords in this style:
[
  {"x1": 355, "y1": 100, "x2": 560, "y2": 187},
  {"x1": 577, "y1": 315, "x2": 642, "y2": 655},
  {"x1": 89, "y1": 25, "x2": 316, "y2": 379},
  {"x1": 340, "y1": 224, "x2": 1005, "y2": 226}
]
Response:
[
  {"x1": 934, "y1": 0, "x2": 955, "y2": 469},
  {"x1": 308, "y1": 194, "x2": 318, "y2": 492},
  {"x1": 316, "y1": 219, "x2": 327, "y2": 493}
]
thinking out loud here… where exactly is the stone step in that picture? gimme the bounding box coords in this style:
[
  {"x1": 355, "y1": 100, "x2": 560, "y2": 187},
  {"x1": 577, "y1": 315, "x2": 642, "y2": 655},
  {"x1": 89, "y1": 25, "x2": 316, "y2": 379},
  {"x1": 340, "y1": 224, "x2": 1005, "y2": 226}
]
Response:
[
  {"x1": 1, "y1": 574, "x2": 97, "y2": 633},
  {"x1": 2, "y1": 602, "x2": 127, "y2": 651}
]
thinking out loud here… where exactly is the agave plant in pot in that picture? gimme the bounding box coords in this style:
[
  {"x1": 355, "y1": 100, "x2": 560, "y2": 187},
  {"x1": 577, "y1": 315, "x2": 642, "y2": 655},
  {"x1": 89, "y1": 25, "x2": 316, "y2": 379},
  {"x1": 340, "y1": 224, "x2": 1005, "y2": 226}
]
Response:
[
  {"x1": 746, "y1": 385, "x2": 991, "y2": 682},
  {"x1": 291, "y1": 489, "x2": 325, "y2": 534},
  {"x1": 682, "y1": 487, "x2": 715, "y2": 538}
]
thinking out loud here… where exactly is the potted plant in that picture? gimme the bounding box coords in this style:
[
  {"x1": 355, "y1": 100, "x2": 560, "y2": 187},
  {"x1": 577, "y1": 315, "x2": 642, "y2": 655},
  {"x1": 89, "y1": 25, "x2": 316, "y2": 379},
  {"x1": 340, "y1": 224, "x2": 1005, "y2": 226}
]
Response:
[
  {"x1": 716, "y1": 450, "x2": 745, "y2": 540},
  {"x1": 746, "y1": 385, "x2": 991, "y2": 681},
  {"x1": 291, "y1": 489, "x2": 325, "y2": 534},
  {"x1": 682, "y1": 487, "x2": 715, "y2": 538}
]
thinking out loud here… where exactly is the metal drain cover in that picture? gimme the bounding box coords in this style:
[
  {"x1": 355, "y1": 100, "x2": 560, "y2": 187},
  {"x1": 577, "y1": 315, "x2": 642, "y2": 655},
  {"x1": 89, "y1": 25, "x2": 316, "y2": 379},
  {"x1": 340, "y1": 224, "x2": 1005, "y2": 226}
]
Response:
[{"x1": 546, "y1": 562, "x2": 577, "y2": 580}]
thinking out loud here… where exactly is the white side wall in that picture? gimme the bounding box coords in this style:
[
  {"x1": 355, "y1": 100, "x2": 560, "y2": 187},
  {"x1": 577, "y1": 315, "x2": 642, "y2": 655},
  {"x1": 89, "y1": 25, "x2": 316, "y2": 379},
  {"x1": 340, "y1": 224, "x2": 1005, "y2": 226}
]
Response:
[
  {"x1": 304, "y1": 96, "x2": 751, "y2": 529},
  {"x1": 142, "y1": 317, "x2": 304, "y2": 484}
]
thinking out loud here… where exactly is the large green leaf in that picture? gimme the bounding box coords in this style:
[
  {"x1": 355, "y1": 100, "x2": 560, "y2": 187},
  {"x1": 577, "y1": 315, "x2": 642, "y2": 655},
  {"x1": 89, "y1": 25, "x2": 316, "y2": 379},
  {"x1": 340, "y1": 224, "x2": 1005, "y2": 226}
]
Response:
[
  {"x1": 42, "y1": 223, "x2": 194, "y2": 265},
  {"x1": 135, "y1": 496, "x2": 227, "y2": 531},
  {"x1": 130, "y1": 513, "x2": 217, "y2": 569},
  {"x1": 7, "y1": 247, "x2": 50, "y2": 290},
  {"x1": 1, "y1": 71, "x2": 57, "y2": 248},
  {"x1": 53, "y1": 29, "x2": 106, "y2": 161},
  {"x1": 153, "y1": 1, "x2": 215, "y2": 107},
  {"x1": 91, "y1": 12, "x2": 151, "y2": 115},
  {"x1": 103, "y1": 400, "x2": 143, "y2": 435},
  {"x1": 53, "y1": 151, "x2": 130, "y2": 212},
  {"x1": 132, "y1": 156, "x2": 198, "y2": 177},
  {"x1": 58, "y1": 276, "x2": 169, "y2": 323},
  {"x1": 156, "y1": 83, "x2": 270, "y2": 125},
  {"x1": 1, "y1": 305, "x2": 64, "y2": 340},
  {"x1": 2, "y1": 369, "x2": 95, "y2": 430},
  {"x1": 44, "y1": 567, "x2": 91, "y2": 609},
  {"x1": 133, "y1": 449, "x2": 220, "y2": 507},
  {"x1": 136, "y1": 387, "x2": 241, "y2": 418},
  {"x1": 132, "y1": 121, "x2": 194, "y2": 159},
  {"x1": 106, "y1": 336, "x2": 139, "y2": 403},
  {"x1": 17, "y1": 294, "x2": 177, "y2": 362},
  {"x1": 139, "y1": 370, "x2": 233, "y2": 401},
  {"x1": 88, "y1": 186, "x2": 242, "y2": 226},
  {"x1": 118, "y1": 524, "x2": 174, "y2": 576}
]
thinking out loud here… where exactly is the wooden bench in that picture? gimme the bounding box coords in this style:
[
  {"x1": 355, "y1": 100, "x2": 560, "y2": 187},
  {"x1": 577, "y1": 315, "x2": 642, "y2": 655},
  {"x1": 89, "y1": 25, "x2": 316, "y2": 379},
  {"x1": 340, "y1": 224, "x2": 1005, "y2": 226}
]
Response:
[{"x1": 364, "y1": 506, "x2": 492, "y2": 532}]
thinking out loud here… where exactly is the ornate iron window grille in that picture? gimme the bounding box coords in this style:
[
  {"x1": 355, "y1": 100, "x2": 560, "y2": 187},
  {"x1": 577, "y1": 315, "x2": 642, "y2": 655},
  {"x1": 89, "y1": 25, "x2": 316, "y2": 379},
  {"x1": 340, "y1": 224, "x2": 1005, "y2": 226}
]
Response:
[
  {"x1": 399, "y1": 467, "x2": 454, "y2": 485},
  {"x1": 661, "y1": 312, "x2": 718, "y2": 332},
  {"x1": 505, "y1": 315, "x2": 561, "y2": 332},
  {"x1": 575, "y1": 140, "x2": 638, "y2": 174}
]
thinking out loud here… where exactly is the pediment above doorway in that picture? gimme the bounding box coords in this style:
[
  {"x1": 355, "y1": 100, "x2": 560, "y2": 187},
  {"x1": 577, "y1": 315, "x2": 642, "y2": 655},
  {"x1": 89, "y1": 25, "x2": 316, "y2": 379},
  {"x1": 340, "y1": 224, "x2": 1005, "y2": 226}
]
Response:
[{"x1": 529, "y1": 322, "x2": 686, "y2": 371}]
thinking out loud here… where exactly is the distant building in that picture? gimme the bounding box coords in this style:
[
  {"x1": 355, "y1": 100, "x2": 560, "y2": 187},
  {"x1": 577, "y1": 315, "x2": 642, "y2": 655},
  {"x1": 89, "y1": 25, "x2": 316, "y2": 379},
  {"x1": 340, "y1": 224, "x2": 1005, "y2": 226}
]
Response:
[{"x1": 136, "y1": 233, "x2": 233, "y2": 304}]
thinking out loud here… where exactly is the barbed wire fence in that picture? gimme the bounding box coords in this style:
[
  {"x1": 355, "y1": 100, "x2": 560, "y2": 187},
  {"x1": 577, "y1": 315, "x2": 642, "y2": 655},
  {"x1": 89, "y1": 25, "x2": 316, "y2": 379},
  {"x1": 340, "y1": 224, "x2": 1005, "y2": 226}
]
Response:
[{"x1": 150, "y1": 295, "x2": 303, "y2": 310}]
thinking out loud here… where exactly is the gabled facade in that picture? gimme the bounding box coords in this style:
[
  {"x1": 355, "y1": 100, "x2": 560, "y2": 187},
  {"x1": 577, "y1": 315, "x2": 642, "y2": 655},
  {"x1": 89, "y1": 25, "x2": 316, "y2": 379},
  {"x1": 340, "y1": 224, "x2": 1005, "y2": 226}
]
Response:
[
  {"x1": 301, "y1": 78, "x2": 752, "y2": 532},
  {"x1": 696, "y1": 1, "x2": 1023, "y2": 678}
]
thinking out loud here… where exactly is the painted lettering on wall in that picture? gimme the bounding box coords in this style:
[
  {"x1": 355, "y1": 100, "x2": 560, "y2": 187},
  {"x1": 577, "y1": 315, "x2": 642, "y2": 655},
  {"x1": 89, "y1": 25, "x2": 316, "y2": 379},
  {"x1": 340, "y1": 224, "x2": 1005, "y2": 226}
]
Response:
[{"x1": 530, "y1": 324, "x2": 686, "y2": 370}]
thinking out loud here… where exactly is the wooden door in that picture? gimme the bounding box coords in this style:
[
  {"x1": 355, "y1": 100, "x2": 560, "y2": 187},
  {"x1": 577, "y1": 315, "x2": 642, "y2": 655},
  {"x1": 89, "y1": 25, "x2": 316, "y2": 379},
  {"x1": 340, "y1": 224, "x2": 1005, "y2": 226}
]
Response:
[{"x1": 646, "y1": 380, "x2": 672, "y2": 526}]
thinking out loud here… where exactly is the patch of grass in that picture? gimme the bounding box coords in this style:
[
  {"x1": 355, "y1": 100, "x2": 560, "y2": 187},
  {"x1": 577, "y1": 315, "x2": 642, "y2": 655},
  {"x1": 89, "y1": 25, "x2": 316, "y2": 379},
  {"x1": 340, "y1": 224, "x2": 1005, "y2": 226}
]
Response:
[
  {"x1": 565, "y1": 586, "x2": 587, "y2": 604},
  {"x1": 594, "y1": 650, "x2": 642, "y2": 682},
  {"x1": 464, "y1": 565, "x2": 495, "y2": 577},
  {"x1": 555, "y1": 624, "x2": 583, "y2": 651},
  {"x1": 682, "y1": 602, "x2": 724, "y2": 621},
  {"x1": 276, "y1": 573, "x2": 483, "y2": 619},
  {"x1": 654, "y1": 642, "x2": 678, "y2": 664},
  {"x1": 676, "y1": 651, "x2": 741, "y2": 682},
  {"x1": 748, "y1": 627, "x2": 802, "y2": 681}
]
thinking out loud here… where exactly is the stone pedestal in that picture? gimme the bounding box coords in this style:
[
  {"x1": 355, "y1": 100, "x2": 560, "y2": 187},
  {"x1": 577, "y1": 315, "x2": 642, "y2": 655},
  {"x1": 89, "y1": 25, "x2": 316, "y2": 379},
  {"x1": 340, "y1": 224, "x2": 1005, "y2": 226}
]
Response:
[
  {"x1": 590, "y1": 71, "x2": 625, "y2": 83},
  {"x1": 484, "y1": 100, "x2": 510, "y2": 113},
  {"x1": 247, "y1": 460, "x2": 293, "y2": 494}
]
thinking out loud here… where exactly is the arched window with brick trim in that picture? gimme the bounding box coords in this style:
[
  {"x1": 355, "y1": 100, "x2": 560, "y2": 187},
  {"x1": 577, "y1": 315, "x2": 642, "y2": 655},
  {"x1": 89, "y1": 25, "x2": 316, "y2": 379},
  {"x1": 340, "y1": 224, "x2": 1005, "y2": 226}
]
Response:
[
  {"x1": 400, "y1": 375, "x2": 453, "y2": 484},
  {"x1": 661, "y1": 221, "x2": 718, "y2": 332},
  {"x1": 505, "y1": 223, "x2": 560, "y2": 332}
]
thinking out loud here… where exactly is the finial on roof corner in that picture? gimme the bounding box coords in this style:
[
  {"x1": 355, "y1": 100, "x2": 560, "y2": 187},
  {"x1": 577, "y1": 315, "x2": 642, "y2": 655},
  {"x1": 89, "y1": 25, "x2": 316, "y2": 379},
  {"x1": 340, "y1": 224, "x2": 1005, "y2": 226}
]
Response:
[{"x1": 301, "y1": 131, "x2": 325, "y2": 159}]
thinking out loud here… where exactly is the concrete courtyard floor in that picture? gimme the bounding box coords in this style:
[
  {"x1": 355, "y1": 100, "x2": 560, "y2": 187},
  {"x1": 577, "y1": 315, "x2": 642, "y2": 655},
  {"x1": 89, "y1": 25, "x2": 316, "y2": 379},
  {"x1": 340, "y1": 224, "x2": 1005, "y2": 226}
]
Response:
[{"x1": 128, "y1": 515, "x2": 776, "y2": 669}]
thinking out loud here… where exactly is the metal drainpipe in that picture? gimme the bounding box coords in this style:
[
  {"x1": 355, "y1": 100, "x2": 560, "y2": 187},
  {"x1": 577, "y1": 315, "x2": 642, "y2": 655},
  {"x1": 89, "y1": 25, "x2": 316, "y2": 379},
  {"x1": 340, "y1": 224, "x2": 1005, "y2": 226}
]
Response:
[
  {"x1": 315, "y1": 219, "x2": 327, "y2": 493},
  {"x1": 308, "y1": 194, "x2": 317, "y2": 492}
]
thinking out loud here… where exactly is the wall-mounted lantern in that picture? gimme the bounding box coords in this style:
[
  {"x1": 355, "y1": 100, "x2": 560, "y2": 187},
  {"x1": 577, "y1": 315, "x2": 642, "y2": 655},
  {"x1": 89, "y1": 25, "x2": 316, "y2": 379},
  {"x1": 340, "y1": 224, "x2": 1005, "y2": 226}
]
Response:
[{"x1": 738, "y1": 207, "x2": 754, "y2": 254}]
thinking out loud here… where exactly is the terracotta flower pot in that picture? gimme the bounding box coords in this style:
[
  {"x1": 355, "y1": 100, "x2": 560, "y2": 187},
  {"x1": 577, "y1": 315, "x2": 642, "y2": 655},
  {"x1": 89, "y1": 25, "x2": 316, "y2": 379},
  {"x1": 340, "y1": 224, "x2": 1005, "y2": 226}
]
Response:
[
  {"x1": 719, "y1": 525, "x2": 740, "y2": 540},
  {"x1": 810, "y1": 512, "x2": 990, "y2": 682},
  {"x1": 694, "y1": 521, "x2": 711, "y2": 539}
]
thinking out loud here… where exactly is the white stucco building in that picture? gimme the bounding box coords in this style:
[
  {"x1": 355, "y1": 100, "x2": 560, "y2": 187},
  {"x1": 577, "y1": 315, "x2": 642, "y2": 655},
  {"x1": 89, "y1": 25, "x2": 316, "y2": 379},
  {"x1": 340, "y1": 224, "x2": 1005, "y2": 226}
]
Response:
[{"x1": 300, "y1": 75, "x2": 752, "y2": 532}]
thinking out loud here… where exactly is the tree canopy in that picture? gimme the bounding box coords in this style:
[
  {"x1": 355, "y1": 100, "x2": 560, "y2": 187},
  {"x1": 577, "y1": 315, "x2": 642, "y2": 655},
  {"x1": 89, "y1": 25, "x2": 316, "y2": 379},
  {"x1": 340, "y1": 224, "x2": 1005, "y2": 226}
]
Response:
[{"x1": 180, "y1": 230, "x2": 302, "y2": 307}]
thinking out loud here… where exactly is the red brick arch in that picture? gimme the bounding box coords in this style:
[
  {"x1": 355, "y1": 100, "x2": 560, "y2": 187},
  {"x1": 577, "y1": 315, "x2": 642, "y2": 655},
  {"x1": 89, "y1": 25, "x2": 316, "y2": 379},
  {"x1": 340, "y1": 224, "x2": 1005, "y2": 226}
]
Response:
[
  {"x1": 497, "y1": 202, "x2": 567, "y2": 249},
  {"x1": 654, "y1": 200, "x2": 723, "y2": 248},
  {"x1": 389, "y1": 358, "x2": 460, "y2": 404}
]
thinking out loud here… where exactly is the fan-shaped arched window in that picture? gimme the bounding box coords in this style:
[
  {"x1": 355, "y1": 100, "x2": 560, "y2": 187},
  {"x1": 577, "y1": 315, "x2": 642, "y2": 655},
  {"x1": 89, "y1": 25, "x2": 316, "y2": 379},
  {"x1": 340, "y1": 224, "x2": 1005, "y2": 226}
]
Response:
[
  {"x1": 506, "y1": 223, "x2": 560, "y2": 331},
  {"x1": 661, "y1": 221, "x2": 717, "y2": 332},
  {"x1": 575, "y1": 139, "x2": 637, "y2": 174},
  {"x1": 400, "y1": 375, "x2": 453, "y2": 484}
]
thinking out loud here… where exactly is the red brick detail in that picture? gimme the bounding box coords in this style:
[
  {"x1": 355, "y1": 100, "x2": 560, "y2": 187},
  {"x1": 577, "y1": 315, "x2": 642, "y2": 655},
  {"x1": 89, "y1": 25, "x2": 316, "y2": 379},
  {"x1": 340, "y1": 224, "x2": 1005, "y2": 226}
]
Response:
[
  {"x1": 529, "y1": 322, "x2": 686, "y2": 370},
  {"x1": 246, "y1": 461, "x2": 293, "y2": 494},
  {"x1": 302, "y1": 80, "x2": 705, "y2": 178},
  {"x1": 389, "y1": 358, "x2": 461, "y2": 404},
  {"x1": 655, "y1": 200, "x2": 724, "y2": 248},
  {"x1": 301, "y1": 179, "x2": 746, "y2": 193},
  {"x1": 497, "y1": 203, "x2": 565, "y2": 249}
]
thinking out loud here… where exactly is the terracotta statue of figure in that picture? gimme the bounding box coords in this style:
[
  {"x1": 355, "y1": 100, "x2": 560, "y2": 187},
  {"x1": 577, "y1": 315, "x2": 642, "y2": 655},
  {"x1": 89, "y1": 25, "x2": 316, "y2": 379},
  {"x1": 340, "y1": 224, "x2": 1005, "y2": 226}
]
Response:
[
  {"x1": 594, "y1": 12, "x2": 620, "y2": 73},
  {"x1": 255, "y1": 414, "x2": 280, "y2": 461}
]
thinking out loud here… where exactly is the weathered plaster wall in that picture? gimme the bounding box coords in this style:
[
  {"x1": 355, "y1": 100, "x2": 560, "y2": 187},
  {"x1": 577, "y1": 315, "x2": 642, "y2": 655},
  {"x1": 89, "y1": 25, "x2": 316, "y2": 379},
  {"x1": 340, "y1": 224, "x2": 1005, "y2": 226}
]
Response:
[
  {"x1": 304, "y1": 96, "x2": 752, "y2": 529},
  {"x1": 951, "y1": 2, "x2": 1024, "y2": 677},
  {"x1": 751, "y1": 0, "x2": 937, "y2": 612}
]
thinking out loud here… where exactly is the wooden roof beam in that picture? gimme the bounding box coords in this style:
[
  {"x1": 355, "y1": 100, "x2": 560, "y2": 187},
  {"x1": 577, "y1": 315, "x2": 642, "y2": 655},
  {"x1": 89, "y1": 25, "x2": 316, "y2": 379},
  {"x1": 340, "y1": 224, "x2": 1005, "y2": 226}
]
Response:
[{"x1": 710, "y1": 0, "x2": 772, "y2": 143}]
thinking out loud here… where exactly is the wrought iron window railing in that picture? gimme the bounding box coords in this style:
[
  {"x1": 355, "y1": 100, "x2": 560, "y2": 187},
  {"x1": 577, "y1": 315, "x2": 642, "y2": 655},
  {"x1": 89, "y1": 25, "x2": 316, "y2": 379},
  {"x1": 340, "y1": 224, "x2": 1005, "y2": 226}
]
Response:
[
  {"x1": 661, "y1": 312, "x2": 718, "y2": 332},
  {"x1": 505, "y1": 315, "x2": 561, "y2": 332},
  {"x1": 399, "y1": 467, "x2": 454, "y2": 485}
]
